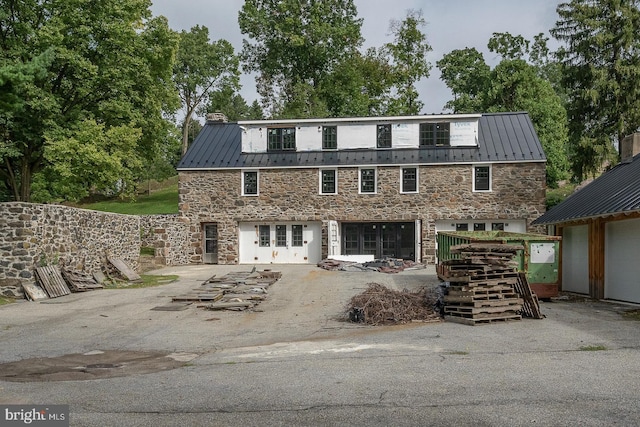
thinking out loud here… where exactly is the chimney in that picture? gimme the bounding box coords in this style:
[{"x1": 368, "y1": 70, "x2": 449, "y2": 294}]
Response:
[
  {"x1": 206, "y1": 112, "x2": 228, "y2": 124},
  {"x1": 621, "y1": 133, "x2": 640, "y2": 163}
]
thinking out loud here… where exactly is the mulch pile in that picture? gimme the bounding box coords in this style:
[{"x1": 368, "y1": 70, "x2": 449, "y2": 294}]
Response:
[{"x1": 346, "y1": 283, "x2": 442, "y2": 325}]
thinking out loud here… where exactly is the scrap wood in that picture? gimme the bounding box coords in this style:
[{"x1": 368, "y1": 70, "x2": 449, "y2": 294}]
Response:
[
  {"x1": 34, "y1": 266, "x2": 71, "y2": 298},
  {"x1": 205, "y1": 301, "x2": 254, "y2": 311},
  {"x1": 514, "y1": 272, "x2": 544, "y2": 319},
  {"x1": 318, "y1": 258, "x2": 425, "y2": 273},
  {"x1": 107, "y1": 256, "x2": 142, "y2": 282},
  {"x1": 451, "y1": 243, "x2": 524, "y2": 254},
  {"x1": 22, "y1": 283, "x2": 49, "y2": 301},
  {"x1": 61, "y1": 268, "x2": 103, "y2": 292},
  {"x1": 346, "y1": 283, "x2": 441, "y2": 325}
]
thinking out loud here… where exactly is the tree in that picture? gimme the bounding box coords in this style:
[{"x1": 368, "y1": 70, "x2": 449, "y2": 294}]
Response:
[
  {"x1": 173, "y1": 26, "x2": 239, "y2": 155},
  {"x1": 384, "y1": 9, "x2": 432, "y2": 115},
  {"x1": 239, "y1": 0, "x2": 363, "y2": 118},
  {"x1": 437, "y1": 34, "x2": 570, "y2": 187},
  {"x1": 204, "y1": 87, "x2": 264, "y2": 121},
  {"x1": 0, "y1": 0, "x2": 179, "y2": 202},
  {"x1": 436, "y1": 47, "x2": 490, "y2": 113},
  {"x1": 551, "y1": 0, "x2": 640, "y2": 180}
]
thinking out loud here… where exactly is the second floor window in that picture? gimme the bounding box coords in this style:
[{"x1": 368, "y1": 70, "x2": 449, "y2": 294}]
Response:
[
  {"x1": 320, "y1": 169, "x2": 337, "y2": 194},
  {"x1": 322, "y1": 126, "x2": 337, "y2": 149},
  {"x1": 243, "y1": 171, "x2": 258, "y2": 195},
  {"x1": 377, "y1": 124, "x2": 392, "y2": 148},
  {"x1": 268, "y1": 127, "x2": 296, "y2": 151},
  {"x1": 360, "y1": 168, "x2": 376, "y2": 193},
  {"x1": 401, "y1": 167, "x2": 418, "y2": 193},
  {"x1": 420, "y1": 122, "x2": 450, "y2": 146}
]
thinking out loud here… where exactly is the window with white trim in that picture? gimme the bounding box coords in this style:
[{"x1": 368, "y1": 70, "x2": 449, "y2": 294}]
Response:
[
  {"x1": 322, "y1": 126, "x2": 337, "y2": 149},
  {"x1": 267, "y1": 127, "x2": 296, "y2": 151},
  {"x1": 242, "y1": 170, "x2": 258, "y2": 195},
  {"x1": 377, "y1": 124, "x2": 392, "y2": 148},
  {"x1": 401, "y1": 167, "x2": 418, "y2": 193},
  {"x1": 320, "y1": 169, "x2": 337, "y2": 194},
  {"x1": 359, "y1": 168, "x2": 376, "y2": 193},
  {"x1": 473, "y1": 165, "x2": 491, "y2": 192}
]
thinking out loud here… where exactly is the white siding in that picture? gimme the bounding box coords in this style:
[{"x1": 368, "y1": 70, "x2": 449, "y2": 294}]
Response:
[
  {"x1": 605, "y1": 218, "x2": 640, "y2": 303},
  {"x1": 241, "y1": 118, "x2": 480, "y2": 153},
  {"x1": 562, "y1": 225, "x2": 589, "y2": 294}
]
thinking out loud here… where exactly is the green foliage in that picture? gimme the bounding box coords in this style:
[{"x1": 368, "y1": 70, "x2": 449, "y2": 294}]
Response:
[
  {"x1": 437, "y1": 48, "x2": 490, "y2": 113},
  {"x1": 437, "y1": 34, "x2": 570, "y2": 187},
  {"x1": 546, "y1": 183, "x2": 576, "y2": 209},
  {"x1": 0, "y1": 0, "x2": 180, "y2": 202},
  {"x1": 552, "y1": 0, "x2": 640, "y2": 181},
  {"x1": 319, "y1": 48, "x2": 394, "y2": 117},
  {"x1": 384, "y1": 9, "x2": 432, "y2": 115},
  {"x1": 239, "y1": 0, "x2": 363, "y2": 117},
  {"x1": 204, "y1": 87, "x2": 264, "y2": 121},
  {"x1": 36, "y1": 120, "x2": 143, "y2": 202},
  {"x1": 173, "y1": 25, "x2": 240, "y2": 154}
]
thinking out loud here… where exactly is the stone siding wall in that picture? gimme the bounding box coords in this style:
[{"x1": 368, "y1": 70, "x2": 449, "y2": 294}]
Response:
[
  {"x1": 178, "y1": 162, "x2": 547, "y2": 264},
  {"x1": 139, "y1": 214, "x2": 191, "y2": 265},
  {"x1": 0, "y1": 203, "x2": 140, "y2": 282}
]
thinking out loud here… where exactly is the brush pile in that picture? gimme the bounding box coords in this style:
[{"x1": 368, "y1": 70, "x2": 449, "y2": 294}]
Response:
[{"x1": 346, "y1": 283, "x2": 441, "y2": 325}]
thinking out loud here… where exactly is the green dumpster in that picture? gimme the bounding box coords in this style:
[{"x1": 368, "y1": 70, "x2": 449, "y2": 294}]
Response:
[{"x1": 436, "y1": 231, "x2": 561, "y2": 299}]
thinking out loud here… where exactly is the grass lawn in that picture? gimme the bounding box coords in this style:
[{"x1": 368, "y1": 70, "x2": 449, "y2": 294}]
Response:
[{"x1": 82, "y1": 182, "x2": 179, "y2": 215}]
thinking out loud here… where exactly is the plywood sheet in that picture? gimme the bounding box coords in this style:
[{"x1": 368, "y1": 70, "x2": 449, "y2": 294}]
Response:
[{"x1": 22, "y1": 283, "x2": 49, "y2": 301}]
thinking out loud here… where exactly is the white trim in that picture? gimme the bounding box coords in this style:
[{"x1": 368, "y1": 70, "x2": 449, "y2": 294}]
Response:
[
  {"x1": 472, "y1": 164, "x2": 492, "y2": 192},
  {"x1": 319, "y1": 168, "x2": 338, "y2": 195},
  {"x1": 400, "y1": 166, "x2": 419, "y2": 194},
  {"x1": 358, "y1": 167, "x2": 377, "y2": 194},
  {"x1": 241, "y1": 169, "x2": 259, "y2": 196}
]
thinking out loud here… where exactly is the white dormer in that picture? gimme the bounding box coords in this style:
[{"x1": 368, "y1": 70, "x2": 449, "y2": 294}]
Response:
[{"x1": 238, "y1": 114, "x2": 481, "y2": 153}]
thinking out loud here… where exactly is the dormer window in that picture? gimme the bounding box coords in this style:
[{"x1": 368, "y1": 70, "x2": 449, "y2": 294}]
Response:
[
  {"x1": 322, "y1": 126, "x2": 337, "y2": 149},
  {"x1": 420, "y1": 122, "x2": 450, "y2": 146},
  {"x1": 268, "y1": 127, "x2": 296, "y2": 151},
  {"x1": 377, "y1": 124, "x2": 392, "y2": 148}
]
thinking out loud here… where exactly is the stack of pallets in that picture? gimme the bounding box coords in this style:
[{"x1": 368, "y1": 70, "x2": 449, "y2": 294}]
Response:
[{"x1": 439, "y1": 243, "x2": 524, "y2": 325}]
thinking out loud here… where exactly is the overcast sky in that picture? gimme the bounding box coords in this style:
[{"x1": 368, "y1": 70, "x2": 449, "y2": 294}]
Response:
[{"x1": 150, "y1": 0, "x2": 563, "y2": 114}]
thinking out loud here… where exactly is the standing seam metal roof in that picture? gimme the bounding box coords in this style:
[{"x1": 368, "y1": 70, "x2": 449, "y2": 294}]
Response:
[
  {"x1": 533, "y1": 153, "x2": 640, "y2": 225},
  {"x1": 177, "y1": 112, "x2": 546, "y2": 170}
]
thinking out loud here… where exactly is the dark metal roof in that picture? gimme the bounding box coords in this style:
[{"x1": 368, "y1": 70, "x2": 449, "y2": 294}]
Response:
[
  {"x1": 177, "y1": 112, "x2": 546, "y2": 170},
  {"x1": 533, "y1": 154, "x2": 640, "y2": 225}
]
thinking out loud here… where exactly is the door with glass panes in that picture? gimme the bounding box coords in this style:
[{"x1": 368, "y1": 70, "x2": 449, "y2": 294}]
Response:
[{"x1": 202, "y1": 223, "x2": 218, "y2": 264}]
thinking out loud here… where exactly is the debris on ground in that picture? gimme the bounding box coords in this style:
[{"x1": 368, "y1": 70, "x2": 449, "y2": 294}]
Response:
[
  {"x1": 346, "y1": 283, "x2": 441, "y2": 325},
  {"x1": 168, "y1": 269, "x2": 281, "y2": 312},
  {"x1": 318, "y1": 258, "x2": 425, "y2": 273},
  {"x1": 437, "y1": 243, "x2": 542, "y2": 325}
]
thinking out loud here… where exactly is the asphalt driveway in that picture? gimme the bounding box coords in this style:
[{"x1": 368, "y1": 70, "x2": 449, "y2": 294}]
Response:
[{"x1": 1, "y1": 264, "x2": 639, "y2": 426}]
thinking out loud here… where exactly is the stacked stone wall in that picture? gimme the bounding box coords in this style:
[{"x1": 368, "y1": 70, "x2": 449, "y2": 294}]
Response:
[
  {"x1": 139, "y1": 214, "x2": 191, "y2": 265},
  {"x1": 178, "y1": 162, "x2": 547, "y2": 264},
  {"x1": 0, "y1": 203, "x2": 141, "y2": 284}
]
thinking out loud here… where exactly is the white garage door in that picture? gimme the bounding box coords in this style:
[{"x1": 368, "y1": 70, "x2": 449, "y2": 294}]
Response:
[
  {"x1": 238, "y1": 222, "x2": 322, "y2": 264},
  {"x1": 605, "y1": 218, "x2": 640, "y2": 303},
  {"x1": 562, "y1": 225, "x2": 589, "y2": 294}
]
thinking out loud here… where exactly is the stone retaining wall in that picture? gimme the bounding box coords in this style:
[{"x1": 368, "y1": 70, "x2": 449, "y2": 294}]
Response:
[
  {"x1": 0, "y1": 203, "x2": 191, "y2": 294},
  {"x1": 139, "y1": 214, "x2": 191, "y2": 266}
]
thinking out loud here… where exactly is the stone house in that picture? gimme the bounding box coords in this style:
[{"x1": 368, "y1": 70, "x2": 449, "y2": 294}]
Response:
[
  {"x1": 533, "y1": 133, "x2": 640, "y2": 304},
  {"x1": 177, "y1": 112, "x2": 547, "y2": 265}
]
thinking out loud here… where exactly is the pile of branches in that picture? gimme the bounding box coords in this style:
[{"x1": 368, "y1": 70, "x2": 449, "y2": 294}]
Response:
[{"x1": 346, "y1": 283, "x2": 441, "y2": 325}]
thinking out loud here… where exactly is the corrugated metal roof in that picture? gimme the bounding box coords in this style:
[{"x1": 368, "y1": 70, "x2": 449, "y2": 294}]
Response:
[
  {"x1": 177, "y1": 112, "x2": 546, "y2": 170},
  {"x1": 533, "y1": 154, "x2": 640, "y2": 225}
]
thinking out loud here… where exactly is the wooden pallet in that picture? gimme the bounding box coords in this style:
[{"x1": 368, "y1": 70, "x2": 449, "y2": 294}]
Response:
[
  {"x1": 444, "y1": 298, "x2": 523, "y2": 308},
  {"x1": 445, "y1": 313, "x2": 522, "y2": 325},
  {"x1": 35, "y1": 266, "x2": 71, "y2": 298},
  {"x1": 513, "y1": 272, "x2": 544, "y2": 319},
  {"x1": 444, "y1": 304, "x2": 522, "y2": 315},
  {"x1": 62, "y1": 268, "x2": 103, "y2": 292}
]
